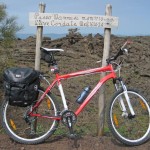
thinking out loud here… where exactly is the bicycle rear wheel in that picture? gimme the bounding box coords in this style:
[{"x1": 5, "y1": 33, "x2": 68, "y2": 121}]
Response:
[
  {"x1": 1, "y1": 89, "x2": 59, "y2": 144},
  {"x1": 107, "y1": 89, "x2": 150, "y2": 146}
]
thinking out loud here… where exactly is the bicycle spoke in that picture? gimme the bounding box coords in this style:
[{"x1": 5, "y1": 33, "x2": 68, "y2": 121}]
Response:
[
  {"x1": 108, "y1": 89, "x2": 150, "y2": 145},
  {"x1": 2, "y1": 90, "x2": 59, "y2": 144}
]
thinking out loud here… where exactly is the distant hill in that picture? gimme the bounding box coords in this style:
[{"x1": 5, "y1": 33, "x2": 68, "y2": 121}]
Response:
[{"x1": 16, "y1": 33, "x2": 67, "y2": 40}]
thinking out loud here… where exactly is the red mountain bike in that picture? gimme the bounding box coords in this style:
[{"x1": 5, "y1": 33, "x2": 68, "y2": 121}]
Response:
[{"x1": 1, "y1": 41, "x2": 150, "y2": 146}]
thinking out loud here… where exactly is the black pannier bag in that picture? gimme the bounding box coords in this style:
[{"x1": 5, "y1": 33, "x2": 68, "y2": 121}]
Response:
[{"x1": 3, "y1": 67, "x2": 40, "y2": 107}]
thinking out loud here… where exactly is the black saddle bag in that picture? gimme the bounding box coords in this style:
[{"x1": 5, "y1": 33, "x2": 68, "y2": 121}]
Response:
[{"x1": 3, "y1": 67, "x2": 40, "y2": 107}]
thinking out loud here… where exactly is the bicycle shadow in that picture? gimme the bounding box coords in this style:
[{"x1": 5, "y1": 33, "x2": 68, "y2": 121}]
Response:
[{"x1": 45, "y1": 134, "x2": 82, "y2": 149}]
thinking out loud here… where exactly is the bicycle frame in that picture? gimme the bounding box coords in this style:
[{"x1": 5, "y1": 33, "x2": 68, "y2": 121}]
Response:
[{"x1": 30, "y1": 64, "x2": 117, "y2": 120}]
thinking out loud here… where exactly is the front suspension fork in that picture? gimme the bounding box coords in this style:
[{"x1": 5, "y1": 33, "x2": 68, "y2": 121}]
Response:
[{"x1": 114, "y1": 78, "x2": 135, "y2": 117}]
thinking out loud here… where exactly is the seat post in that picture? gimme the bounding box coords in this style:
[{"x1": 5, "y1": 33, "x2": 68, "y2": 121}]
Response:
[
  {"x1": 47, "y1": 52, "x2": 59, "y2": 74},
  {"x1": 50, "y1": 64, "x2": 60, "y2": 74}
]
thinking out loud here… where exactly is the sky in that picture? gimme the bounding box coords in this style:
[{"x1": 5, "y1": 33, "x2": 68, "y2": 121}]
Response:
[{"x1": 1, "y1": 0, "x2": 150, "y2": 36}]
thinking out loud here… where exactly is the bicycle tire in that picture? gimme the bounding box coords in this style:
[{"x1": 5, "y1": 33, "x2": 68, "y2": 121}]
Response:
[
  {"x1": 107, "y1": 88, "x2": 150, "y2": 146},
  {"x1": 1, "y1": 89, "x2": 60, "y2": 144}
]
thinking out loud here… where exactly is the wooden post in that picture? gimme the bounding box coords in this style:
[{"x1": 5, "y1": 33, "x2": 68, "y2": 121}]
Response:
[
  {"x1": 35, "y1": 3, "x2": 46, "y2": 71},
  {"x1": 97, "y1": 4, "x2": 112, "y2": 136}
]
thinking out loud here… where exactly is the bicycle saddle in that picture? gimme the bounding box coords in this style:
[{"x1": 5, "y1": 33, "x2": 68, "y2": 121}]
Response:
[{"x1": 40, "y1": 47, "x2": 64, "y2": 52}]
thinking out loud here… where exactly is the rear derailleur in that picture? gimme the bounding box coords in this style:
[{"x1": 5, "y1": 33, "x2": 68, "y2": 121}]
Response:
[{"x1": 23, "y1": 107, "x2": 36, "y2": 125}]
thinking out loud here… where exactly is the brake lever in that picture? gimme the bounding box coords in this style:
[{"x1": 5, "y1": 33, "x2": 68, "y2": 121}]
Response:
[
  {"x1": 106, "y1": 56, "x2": 115, "y2": 64},
  {"x1": 96, "y1": 60, "x2": 102, "y2": 63},
  {"x1": 121, "y1": 40, "x2": 133, "y2": 50}
]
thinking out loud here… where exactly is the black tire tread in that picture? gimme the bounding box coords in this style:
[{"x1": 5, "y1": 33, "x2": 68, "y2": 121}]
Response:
[
  {"x1": 1, "y1": 90, "x2": 60, "y2": 144},
  {"x1": 107, "y1": 88, "x2": 150, "y2": 146}
]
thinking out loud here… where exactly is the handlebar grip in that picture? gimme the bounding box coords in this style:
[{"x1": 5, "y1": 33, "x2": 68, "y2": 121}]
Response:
[
  {"x1": 121, "y1": 40, "x2": 132, "y2": 50},
  {"x1": 106, "y1": 40, "x2": 132, "y2": 64}
]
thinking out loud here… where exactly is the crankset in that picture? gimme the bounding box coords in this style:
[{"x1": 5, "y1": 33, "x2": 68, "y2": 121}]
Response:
[
  {"x1": 61, "y1": 110, "x2": 77, "y2": 136},
  {"x1": 61, "y1": 110, "x2": 77, "y2": 126},
  {"x1": 61, "y1": 110, "x2": 79, "y2": 148}
]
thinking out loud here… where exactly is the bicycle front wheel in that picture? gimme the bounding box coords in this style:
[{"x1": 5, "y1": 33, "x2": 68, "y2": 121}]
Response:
[
  {"x1": 1, "y1": 89, "x2": 59, "y2": 144},
  {"x1": 107, "y1": 89, "x2": 150, "y2": 146}
]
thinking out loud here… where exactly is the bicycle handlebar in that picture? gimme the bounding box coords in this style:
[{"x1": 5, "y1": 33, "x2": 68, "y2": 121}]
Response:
[
  {"x1": 121, "y1": 40, "x2": 132, "y2": 50},
  {"x1": 106, "y1": 40, "x2": 132, "y2": 64}
]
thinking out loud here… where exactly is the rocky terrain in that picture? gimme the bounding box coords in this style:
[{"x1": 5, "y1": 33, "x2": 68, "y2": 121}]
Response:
[
  {"x1": 13, "y1": 30, "x2": 150, "y2": 99},
  {"x1": 0, "y1": 30, "x2": 150, "y2": 149}
]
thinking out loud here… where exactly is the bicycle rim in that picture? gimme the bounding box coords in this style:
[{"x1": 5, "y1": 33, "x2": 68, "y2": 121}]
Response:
[
  {"x1": 109, "y1": 89, "x2": 150, "y2": 145},
  {"x1": 2, "y1": 90, "x2": 59, "y2": 144}
]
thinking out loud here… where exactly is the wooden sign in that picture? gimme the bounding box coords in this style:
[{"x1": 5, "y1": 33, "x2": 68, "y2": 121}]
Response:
[{"x1": 29, "y1": 12, "x2": 119, "y2": 28}]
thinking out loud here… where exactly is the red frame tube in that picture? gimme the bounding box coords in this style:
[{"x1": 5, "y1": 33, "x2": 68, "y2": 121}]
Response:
[{"x1": 30, "y1": 64, "x2": 116, "y2": 120}]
